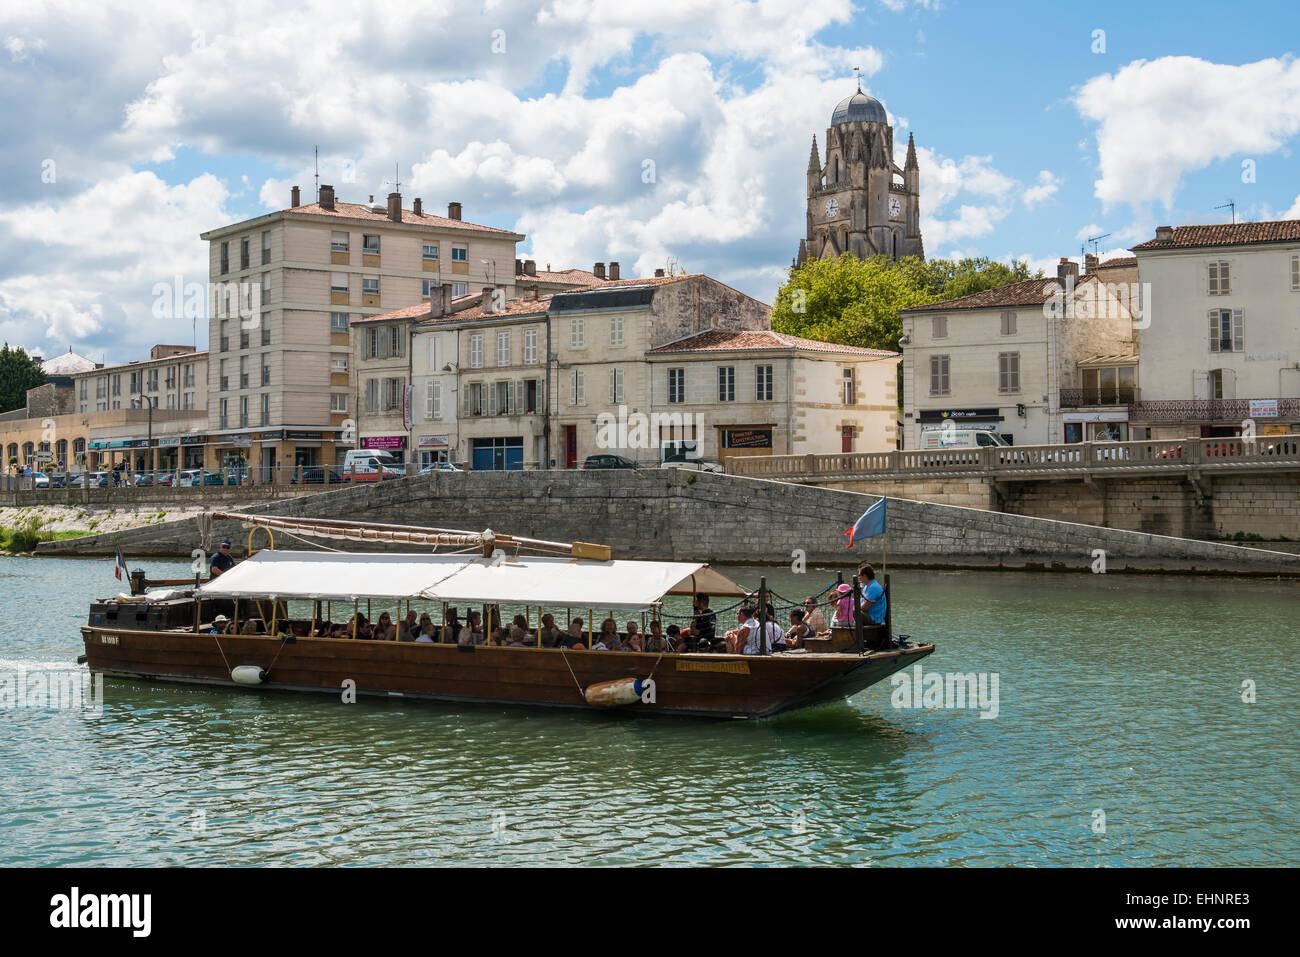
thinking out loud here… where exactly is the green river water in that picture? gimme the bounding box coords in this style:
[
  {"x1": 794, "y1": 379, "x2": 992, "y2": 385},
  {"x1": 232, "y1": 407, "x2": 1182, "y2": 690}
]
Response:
[{"x1": 0, "y1": 555, "x2": 1295, "y2": 866}]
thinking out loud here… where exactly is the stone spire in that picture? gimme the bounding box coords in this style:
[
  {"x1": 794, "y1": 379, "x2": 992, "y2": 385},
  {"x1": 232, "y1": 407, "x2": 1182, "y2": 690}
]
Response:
[
  {"x1": 905, "y1": 132, "x2": 918, "y2": 171},
  {"x1": 807, "y1": 134, "x2": 821, "y2": 172}
]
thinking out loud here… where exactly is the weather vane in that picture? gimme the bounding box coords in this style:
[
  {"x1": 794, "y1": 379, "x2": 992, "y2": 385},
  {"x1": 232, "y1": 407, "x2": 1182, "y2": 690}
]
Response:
[{"x1": 854, "y1": 66, "x2": 862, "y2": 93}]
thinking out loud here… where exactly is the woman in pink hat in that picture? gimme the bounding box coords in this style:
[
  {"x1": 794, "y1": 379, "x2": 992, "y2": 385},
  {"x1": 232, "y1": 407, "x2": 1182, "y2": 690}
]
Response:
[{"x1": 832, "y1": 583, "x2": 854, "y2": 625}]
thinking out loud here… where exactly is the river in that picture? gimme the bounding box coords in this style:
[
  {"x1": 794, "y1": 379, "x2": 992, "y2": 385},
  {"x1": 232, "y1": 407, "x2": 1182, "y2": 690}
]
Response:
[{"x1": 1, "y1": 555, "x2": 1295, "y2": 866}]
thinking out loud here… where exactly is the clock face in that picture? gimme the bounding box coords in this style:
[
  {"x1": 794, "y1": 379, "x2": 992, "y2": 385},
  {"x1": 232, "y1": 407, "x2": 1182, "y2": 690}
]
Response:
[
  {"x1": 824, "y1": 197, "x2": 839, "y2": 218},
  {"x1": 888, "y1": 197, "x2": 902, "y2": 219}
]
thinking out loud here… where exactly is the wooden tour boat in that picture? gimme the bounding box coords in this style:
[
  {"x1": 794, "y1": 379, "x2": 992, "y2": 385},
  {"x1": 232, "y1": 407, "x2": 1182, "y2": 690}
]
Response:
[{"x1": 80, "y1": 513, "x2": 934, "y2": 720}]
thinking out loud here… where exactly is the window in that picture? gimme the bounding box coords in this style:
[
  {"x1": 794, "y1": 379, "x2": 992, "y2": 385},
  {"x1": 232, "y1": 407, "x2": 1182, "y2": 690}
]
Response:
[
  {"x1": 128, "y1": 371, "x2": 140, "y2": 393},
  {"x1": 494, "y1": 380, "x2": 512, "y2": 415},
  {"x1": 182, "y1": 392, "x2": 194, "y2": 410},
  {"x1": 331, "y1": 393, "x2": 348, "y2": 413},
  {"x1": 366, "y1": 378, "x2": 379, "y2": 413},
  {"x1": 717, "y1": 366, "x2": 735, "y2": 402},
  {"x1": 668, "y1": 368, "x2": 685, "y2": 404},
  {"x1": 1208, "y1": 260, "x2": 1230, "y2": 295},
  {"x1": 1208, "y1": 308, "x2": 1243, "y2": 353},
  {"x1": 1208, "y1": 369, "x2": 1226, "y2": 399},
  {"x1": 932, "y1": 316, "x2": 948, "y2": 338},
  {"x1": 240, "y1": 238, "x2": 250, "y2": 270},
  {"x1": 427, "y1": 381, "x2": 441, "y2": 420},
  {"x1": 331, "y1": 232, "x2": 349, "y2": 253},
  {"x1": 451, "y1": 282, "x2": 468, "y2": 298},
  {"x1": 362, "y1": 277, "x2": 379, "y2": 296},
  {"x1": 183, "y1": 364, "x2": 194, "y2": 388},
  {"x1": 219, "y1": 242, "x2": 229, "y2": 275},
  {"x1": 219, "y1": 359, "x2": 227, "y2": 391},
  {"x1": 464, "y1": 382, "x2": 485, "y2": 416},
  {"x1": 331, "y1": 312, "x2": 349, "y2": 332},
  {"x1": 570, "y1": 317, "x2": 585, "y2": 348},
  {"x1": 261, "y1": 319, "x2": 271, "y2": 346},
  {"x1": 1000, "y1": 311, "x2": 1017, "y2": 336},
  {"x1": 929, "y1": 355, "x2": 950, "y2": 396},
  {"x1": 331, "y1": 273, "x2": 348, "y2": 293},
  {"x1": 79, "y1": 379, "x2": 87, "y2": 399},
  {"x1": 146, "y1": 370, "x2": 157, "y2": 391},
  {"x1": 524, "y1": 329, "x2": 538, "y2": 365},
  {"x1": 331, "y1": 354, "x2": 348, "y2": 373},
  {"x1": 451, "y1": 246, "x2": 467, "y2": 262},
  {"x1": 239, "y1": 395, "x2": 249, "y2": 428},
  {"x1": 219, "y1": 398, "x2": 228, "y2": 429},
  {"x1": 239, "y1": 356, "x2": 248, "y2": 389},
  {"x1": 260, "y1": 393, "x2": 270, "y2": 426},
  {"x1": 389, "y1": 326, "x2": 404, "y2": 358},
  {"x1": 756, "y1": 364, "x2": 773, "y2": 401},
  {"x1": 239, "y1": 330, "x2": 250, "y2": 350},
  {"x1": 219, "y1": 320, "x2": 229, "y2": 352},
  {"x1": 524, "y1": 379, "x2": 540, "y2": 413},
  {"x1": 422, "y1": 279, "x2": 439, "y2": 297},
  {"x1": 262, "y1": 362, "x2": 271, "y2": 386},
  {"x1": 609, "y1": 368, "x2": 625, "y2": 404},
  {"x1": 497, "y1": 331, "x2": 510, "y2": 367},
  {"x1": 362, "y1": 235, "x2": 380, "y2": 256},
  {"x1": 1081, "y1": 365, "x2": 1136, "y2": 404},
  {"x1": 422, "y1": 243, "x2": 439, "y2": 261},
  {"x1": 383, "y1": 377, "x2": 403, "y2": 411},
  {"x1": 470, "y1": 334, "x2": 483, "y2": 368},
  {"x1": 842, "y1": 368, "x2": 856, "y2": 405},
  {"x1": 609, "y1": 316, "x2": 624, "y2": 347},
  {"x1": 261, "y1": 230, "x2": 271, "y2": 265},
  {"x1": 1292, "y1": 255, "x2": 1300, "y2": 291},
  {"x1": 262, "y1": 271, "x2": 271, "y2": 296},
  {"x1": 998, "y1": 352, "x2": 1020, "y2": 393},
  {"x1": 570, "y1": 370, "x2": 585, "y2": 405}
]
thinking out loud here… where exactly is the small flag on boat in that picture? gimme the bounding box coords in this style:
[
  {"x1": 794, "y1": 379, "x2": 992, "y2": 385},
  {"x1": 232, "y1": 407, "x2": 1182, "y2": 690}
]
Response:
[
  {"x1": 844, "y1": 498, "x2": 886, "y2": 548},
  {"x1": 114, "y1": 546, "x2": 128, "y2": 582}
]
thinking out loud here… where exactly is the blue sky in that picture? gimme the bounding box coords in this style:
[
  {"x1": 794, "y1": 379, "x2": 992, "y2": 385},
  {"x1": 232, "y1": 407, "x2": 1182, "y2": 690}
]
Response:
[{"x1": 2, "y1": 0, "x2": 1299, "y2": 364}]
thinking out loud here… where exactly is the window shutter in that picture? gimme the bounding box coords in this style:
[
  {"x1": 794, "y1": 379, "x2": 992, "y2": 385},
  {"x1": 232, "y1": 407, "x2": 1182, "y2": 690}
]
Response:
[
  {"x1": 577, "y1": 371, "x2": 585, "y2": 405},
  {"x1": 462, "y1": 384, "x2": 471, "y2": 416},
  {"x1": 1208, "y1": 310, "x2": 1220, "y2": 352},
  {"x1": 1232, "y1": 309, "x2": 1244, "y2": 352},
  {"x1": 608, "y1": 369, "x2": 616, "y2": 404},
  {"x1": 1292, "y1": 256, "x2": 1300, "y2": 291},
  {"x1": 488, "y1": 382, "x2": 498, "y2": 415}
]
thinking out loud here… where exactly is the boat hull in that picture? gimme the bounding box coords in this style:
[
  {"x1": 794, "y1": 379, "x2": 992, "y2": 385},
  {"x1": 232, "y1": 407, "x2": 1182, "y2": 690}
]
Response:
[{"x1": 80, "y1": 627, "x2": 934, "y2": 720}]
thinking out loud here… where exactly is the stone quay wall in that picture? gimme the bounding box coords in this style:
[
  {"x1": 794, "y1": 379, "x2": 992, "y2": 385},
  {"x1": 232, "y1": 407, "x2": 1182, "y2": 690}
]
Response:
[{"x1": 36, "y1": 470, "x2": 1300, "y2": 575}]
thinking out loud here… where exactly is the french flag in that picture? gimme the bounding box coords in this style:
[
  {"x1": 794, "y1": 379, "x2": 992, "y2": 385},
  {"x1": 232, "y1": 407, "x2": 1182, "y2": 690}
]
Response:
[
  {"x1": 114, "y1": 546, "x2": 129, "y2": 582},
  {"x1": 844, "y1": 498, "x2": 886, "y2": 548}
]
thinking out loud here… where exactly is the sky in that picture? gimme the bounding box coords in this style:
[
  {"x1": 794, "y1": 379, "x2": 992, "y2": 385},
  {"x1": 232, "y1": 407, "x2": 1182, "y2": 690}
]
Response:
[{"x1": 3, "y1": 0, "x2": 1300, "y2": 365}]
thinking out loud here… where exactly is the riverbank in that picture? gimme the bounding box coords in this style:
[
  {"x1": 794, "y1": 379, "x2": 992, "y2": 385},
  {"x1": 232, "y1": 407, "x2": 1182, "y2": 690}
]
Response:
[{"x1": 0, "y1": 504, "x2": 210, "y2": 554}]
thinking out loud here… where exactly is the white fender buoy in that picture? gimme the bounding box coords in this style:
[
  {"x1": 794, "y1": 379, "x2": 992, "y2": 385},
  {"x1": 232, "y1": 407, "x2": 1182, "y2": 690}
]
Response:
[
  {"x1": 231, "y1": 665, "x2": 266, "y2": 685},
  {"x1": 585, "y1": 677, "x2": 650, "y2": 707}
]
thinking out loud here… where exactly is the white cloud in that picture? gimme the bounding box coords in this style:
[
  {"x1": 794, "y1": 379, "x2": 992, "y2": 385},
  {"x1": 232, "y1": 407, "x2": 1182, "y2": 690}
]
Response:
[
  {"x1": 1284, "y1": 194, "x2": 1300, "y2": 219},
  {"x1": 1075, "y1": 55, "x2": 1300, "y2": 210},
  {"x1": 1022, "y1": 169, "x2": 1060, "y2": 208}
]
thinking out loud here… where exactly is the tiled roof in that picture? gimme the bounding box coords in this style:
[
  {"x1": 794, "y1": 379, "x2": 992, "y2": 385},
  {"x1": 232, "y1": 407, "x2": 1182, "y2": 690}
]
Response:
[
  {"x1": 421, "y1": 296, "x2": 553, "y2": 325},
  {"x1": 516, "y1": 268, "x2": 603, "y2": 286},
  {"x1": 900, "y1": 275, "x2": 1104, "y2": 313},
  {"x1": 1131, "y1": 220, "x2": 1300, "y2": 250},
  {"x1": 351, "y1": 302, "x2": 437, "y2": 326},
  {"x1": 1096, "y1": 256, "x2": 1137, "y2": 269},
  {"x1": 286, "y1": 200, "x2": 520, "y2": 235},
  {"x1": 647, "y1": 329, "x2": 897, "y2": 357}
]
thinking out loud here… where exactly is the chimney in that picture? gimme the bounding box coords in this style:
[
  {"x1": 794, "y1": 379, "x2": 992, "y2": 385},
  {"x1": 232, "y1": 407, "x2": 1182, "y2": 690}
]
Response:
[
  {"x1": 515, "y1": 259, "x2": 524, "y2": 276},
  {"x1": 387, "y1": 192, "x2": 402, "y2": 223},
  {"x1": 1084, "y1": 253, "x2": 1098, "y2": 274},
  {"x1": 1155, "y1": 225, "x2": 1173, "y2": 243},
  {"x1": 524, "y1": 259, "x2": 536, "y2": 276},
  {"x1": 319, "y1": 184, "x2": 335, "y2": 210},
  {"x1": 528, "y1": 284, "x2": 540, "y2": 300},
  {"x1": 448, "y1": 201, "x2": 462, "y2": 221},
  {"x1": 1057, "y1": 257, "x2": 1079, "y2": 285},
  {"x1": 413, "y1": 197, "x2": 423, "y2": 216},
  {"x1": 593, "y1": 262, "x2": 606, "y2": 279},
  {"x1": 609, "y1": 261, "x2": 620, "y2": 280},
  {"x1": 480, "y1": 286, "x2": 496, "y2": 312},
  {"x1": 654, "y1": 268, "x2": 665, "y2": 278},
  {"x1": 429, "y1": 284, "x2": 453, "y2": 318},
  {"x1": 291, "y1": 185, "x2": 301, "y2": 208}
]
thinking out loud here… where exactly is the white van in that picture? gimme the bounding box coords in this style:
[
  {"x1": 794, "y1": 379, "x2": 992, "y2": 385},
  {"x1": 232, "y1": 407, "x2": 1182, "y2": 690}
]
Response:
[
  {"x1": 919, "y1": 427, "x2": 1010, "y2": 449},
  {"x1": 343, "y1": 449, "x2": 405, "y2": 481}
]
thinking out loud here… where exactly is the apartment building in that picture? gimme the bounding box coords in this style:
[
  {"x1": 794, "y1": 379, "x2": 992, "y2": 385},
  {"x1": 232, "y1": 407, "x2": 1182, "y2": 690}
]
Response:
[
  {"x1": 198, "y1": 185, "x2": 523, "y2": 478},
  {"x1": 1130, "y1": 221, "x2": 1300, "y2": 437},
  {"x1": 899, "y1": 258, "x2": 1137, "y2": 447}
]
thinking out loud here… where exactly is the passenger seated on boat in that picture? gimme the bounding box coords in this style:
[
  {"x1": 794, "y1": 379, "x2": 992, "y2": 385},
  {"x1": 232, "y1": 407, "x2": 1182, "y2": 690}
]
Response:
[
  {"x1": 857, "y1": 564, "x2": 887, "y2": 625},
  {"x1": 487, "y1": 628, "x2": 509, "y2": 647},
  {"x1": 624, "y1": 621, "x2": 642, "y2": 646},
  {"x1": 314, "y1": 622, "x2": 333, "y2": 637},
  {"x1": 764, "y1": 616, "x2": 787, "y2": 652},
  {"x1": 724, "y1": 607, "x2": 758, "y2": 655},
  {"x1": 679, "y1": 594, "x2": 716, "y2": 650},
  {"x1": 209, "y1": 614, "x2": 231, "y2": 635},
  {"x1": 538, "y1": 613, "x2": 563, "y2": 647},
  {"x1": 240, "y1": 618, "x2": 262, "y2": 635},
  {"x1": 415, "y1": 622, "x2": 435, "y2": 643},
  {"x1": 831, "y1": 584, "x2": 854, "y2": 625},
  {"x1": 644, "y1": 620, "x2": 668, "y2": 652},
  {"x1": 592, "y1": 618, "x2": 622, "y2": 651},
  {"x1": 666, "y1": 624, "x2": 685, "y2": 653},
  {"x1": 458, "y1": 611, "x2": 484, "y2": 645},
  {"x1": 559, "y1": 618, "x2": 586, "y2": 650},
  {"x1": 625, "y1": 632, "x2": 644, "y2": 652},
  {"x1": 510, "y1": 614, "x2": 532, "y2": 644},
  {"x1": 801, "y1": 597, "x2": 828, "y2": 635},
  {"x1": 785, "y1": 609, "x2": 813, "y2": 650},
  {"x1": 375, "y1": 612, "x2": 397, "y2": 641},
  {"x1": 330, "y1": 624, "x2": 349, "y2": 639}
]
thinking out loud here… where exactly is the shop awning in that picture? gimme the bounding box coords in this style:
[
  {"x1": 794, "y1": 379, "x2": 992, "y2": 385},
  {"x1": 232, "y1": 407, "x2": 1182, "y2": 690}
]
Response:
[{"x1": 196, "y1": 550, "x2": 747, "y2": 611}]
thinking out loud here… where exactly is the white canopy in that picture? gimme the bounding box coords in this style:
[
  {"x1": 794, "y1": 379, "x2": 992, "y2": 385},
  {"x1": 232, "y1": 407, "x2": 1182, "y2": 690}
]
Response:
[{"x1": 196, "y1": 550, "x2": 747, "y2": 612}]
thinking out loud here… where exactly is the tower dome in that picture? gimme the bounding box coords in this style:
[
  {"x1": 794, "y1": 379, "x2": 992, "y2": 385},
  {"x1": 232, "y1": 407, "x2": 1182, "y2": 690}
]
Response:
[{"x1": 831, "y1": 91, "x2": 887, "y2": 126}]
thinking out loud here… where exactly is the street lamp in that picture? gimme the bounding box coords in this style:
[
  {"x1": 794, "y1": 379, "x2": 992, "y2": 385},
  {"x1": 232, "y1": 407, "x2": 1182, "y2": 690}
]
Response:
[{"x1": 136, "y1": 392, "x2": 154, "y2": 479}]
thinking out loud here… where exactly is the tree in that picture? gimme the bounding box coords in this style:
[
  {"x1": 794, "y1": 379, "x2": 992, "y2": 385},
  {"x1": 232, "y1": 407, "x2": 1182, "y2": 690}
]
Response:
[{"x1": 0, "y1": 344, "x2": 47, "y2": 414}]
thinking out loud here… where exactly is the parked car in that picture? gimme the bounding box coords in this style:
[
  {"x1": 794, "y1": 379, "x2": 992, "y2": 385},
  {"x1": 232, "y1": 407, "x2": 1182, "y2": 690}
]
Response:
[
  {"x1": 177, "y1": 469, "x2": 224, "y2": 487},
  {"x1": 292, "y1": 467, "x2": 349, "y2": 485},
  {"x1": 582, "y1": 454, "x2": 639, "y2": 470},
  {"x1": 132, "y1": 472, "x2": 155, "y2": 487},
  {"x1": 418, "y1": 462, "x2": 463, "y2": 474},
  {"x1": 156, "y1": 471, "x2": 176, "y2": 486},
  {"x1": 659, "y1": 458, "x2": 724, "y2": 473},
  {"x1": 31, "y1": 472, "x2": 50, "y2": 488},
  {"x1": 49, "y1": 473, "x2": 69, "y2": 489},
  {"x1": 919, "y1": 427, "x2": 1010, "y2": 449}
]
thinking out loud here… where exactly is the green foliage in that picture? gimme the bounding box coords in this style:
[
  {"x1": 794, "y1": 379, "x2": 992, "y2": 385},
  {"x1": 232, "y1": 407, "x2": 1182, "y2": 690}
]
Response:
[
  {"x1": 772, "y1": 254, "x2": 1043, "y2": 353},
  {"x1": 2, "y1": 518, "x2": 46, "y2": 552},
  {"x1": 0, "y1": 343, "x2": 47, "y2": 414}
]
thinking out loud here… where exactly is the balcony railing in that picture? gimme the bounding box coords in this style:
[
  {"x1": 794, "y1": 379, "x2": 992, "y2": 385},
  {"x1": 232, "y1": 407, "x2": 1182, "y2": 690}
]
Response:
[
  {"x1": 1060, "y1": 387, "x2": 1138, "y2": 408},
  {"x1": 1131, "y1": 397, "x2": 1300, "y2": 423}
]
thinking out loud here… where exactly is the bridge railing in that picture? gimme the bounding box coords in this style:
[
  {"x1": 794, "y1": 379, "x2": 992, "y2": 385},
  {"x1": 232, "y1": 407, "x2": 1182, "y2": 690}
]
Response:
[{"x1": 727, "y1": 435, "x2": 1300, "y2": 479}]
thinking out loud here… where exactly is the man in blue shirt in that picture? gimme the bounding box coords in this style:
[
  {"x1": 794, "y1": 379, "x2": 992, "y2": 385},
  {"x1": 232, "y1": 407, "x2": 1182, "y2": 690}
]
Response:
[{"x1": 857, "y1": 563, "x2": 886, "y2": 624}]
